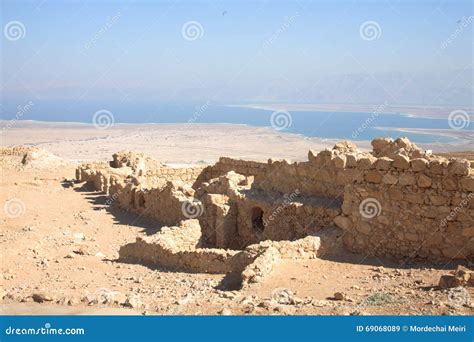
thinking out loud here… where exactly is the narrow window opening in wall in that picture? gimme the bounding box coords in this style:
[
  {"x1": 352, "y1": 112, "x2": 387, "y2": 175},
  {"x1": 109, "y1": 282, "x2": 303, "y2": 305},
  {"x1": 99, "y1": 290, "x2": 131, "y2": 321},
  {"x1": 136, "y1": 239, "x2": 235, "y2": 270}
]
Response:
[{"x1": 251, "y1": 207, "x2": 264, "y2": 232}]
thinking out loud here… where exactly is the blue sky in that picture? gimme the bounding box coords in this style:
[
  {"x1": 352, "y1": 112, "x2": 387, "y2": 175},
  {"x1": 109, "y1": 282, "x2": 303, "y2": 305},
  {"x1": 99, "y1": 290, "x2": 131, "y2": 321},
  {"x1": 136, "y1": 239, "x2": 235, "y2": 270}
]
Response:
[{"x1": 1, "y1": 0, "x2": 473, "y2": 106}]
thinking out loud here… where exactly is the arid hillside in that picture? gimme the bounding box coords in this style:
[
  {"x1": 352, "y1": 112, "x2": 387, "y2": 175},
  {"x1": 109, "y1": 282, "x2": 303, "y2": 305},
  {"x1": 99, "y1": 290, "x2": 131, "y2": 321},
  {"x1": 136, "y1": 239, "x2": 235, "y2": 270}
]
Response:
[{"x1": 1, "y1": 143, "x2": 473, "y2": 315}]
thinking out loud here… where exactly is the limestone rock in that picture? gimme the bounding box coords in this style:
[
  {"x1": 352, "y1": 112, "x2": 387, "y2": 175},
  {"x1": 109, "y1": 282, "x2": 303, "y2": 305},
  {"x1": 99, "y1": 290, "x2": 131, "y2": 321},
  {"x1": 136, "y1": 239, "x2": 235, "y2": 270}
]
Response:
[
  {"x1": 32, "y1": 292, "x2": 53, "y2": 303},
  {"x1": 333, "y1": 141, "x2": 358, "y2": 154},
  {"x1": 334, "y1": 215, "x2": 352, "y2": 230},
  {"x1": 438, "y1": 266, "x2": 474, "y2": 288},
  {"x1": 392, "y1": 154, "x2": 410, "y2": 169},
  {"x1": 411, "y1": 158, "x2": 428, "y2": 172},
  {"x1": 417, "y1": 174, "x2": 432, "y2": 188}
]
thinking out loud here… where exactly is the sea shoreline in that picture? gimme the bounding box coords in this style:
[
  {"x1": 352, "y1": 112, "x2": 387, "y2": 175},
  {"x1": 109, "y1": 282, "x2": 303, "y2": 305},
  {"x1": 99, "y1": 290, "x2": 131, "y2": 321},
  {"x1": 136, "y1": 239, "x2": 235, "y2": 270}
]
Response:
[
  {"x1": 1, "y1": 121, "x2": 472, "y2": 164},
  {"x1": 228, "y1": 103, "x2": 474, "y2": 120}
]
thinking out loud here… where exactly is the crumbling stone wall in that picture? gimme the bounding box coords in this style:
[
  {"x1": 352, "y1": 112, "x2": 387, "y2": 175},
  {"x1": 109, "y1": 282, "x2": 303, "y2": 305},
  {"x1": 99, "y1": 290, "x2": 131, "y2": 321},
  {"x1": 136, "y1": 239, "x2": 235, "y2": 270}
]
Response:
[
  {"x1": 252, "y1": 141, "x2": 360, "y2": 198},
  {"x1": 76, "y1": 152, "x2": 204, "y2": 226},
  {"x1": 333, "y1": 146, "x2": 473, "y2": 259},
  {"x1": 226, "y1": 138, "x2": 473, "y2": 260},
  {"x1": 196, "y1": 172, "x2": 340, "y2": 249},
  {"x1": 119, "y1": 219, "x2": 323, "y2": 287},
  {"x1": 193, "y1": 157, "x2": 267, "y2": 189},
  {"x1": 77, "y1": 151, "x2": 205, "y2": 194},
  {"x1": 77, "y1": 139, "x2": 473, "y2": 261}
]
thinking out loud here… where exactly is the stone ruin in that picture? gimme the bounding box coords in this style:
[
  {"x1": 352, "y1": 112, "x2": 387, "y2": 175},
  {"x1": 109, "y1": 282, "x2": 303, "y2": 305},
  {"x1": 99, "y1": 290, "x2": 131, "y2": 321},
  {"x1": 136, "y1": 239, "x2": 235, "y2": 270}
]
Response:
[{"x1": 76, "y1": 138, "x2": 474, "y2": 288}]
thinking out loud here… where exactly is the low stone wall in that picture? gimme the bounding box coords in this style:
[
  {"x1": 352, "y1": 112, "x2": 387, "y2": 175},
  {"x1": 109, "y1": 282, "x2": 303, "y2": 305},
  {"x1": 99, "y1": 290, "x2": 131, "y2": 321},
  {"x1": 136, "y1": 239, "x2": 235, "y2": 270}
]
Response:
[
  {"x1": 119, "y1": 219, "x2": 323, "y2": 286},
  {"x1": 119, "y1": 220, "x2": 248, "y2": 274},
  {"x1": 149, "y1": 166, "x2": 205, "y2": 184},
  {"x1": 193, "y1": 157, "x2": 267, "y2": 189},
  {"x1": 76, "y1": 153, "x2": 204, "y2": 226}
]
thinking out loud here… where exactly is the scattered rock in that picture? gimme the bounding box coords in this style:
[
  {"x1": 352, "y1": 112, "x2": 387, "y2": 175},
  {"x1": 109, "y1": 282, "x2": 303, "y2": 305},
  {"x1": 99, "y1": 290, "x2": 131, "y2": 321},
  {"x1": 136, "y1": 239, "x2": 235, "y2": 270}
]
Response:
[
  {"x1": 271, "y1": 288, "x2": 303, "y2": 305},
  {"x1": 218, "y1": 308, "x2": 233, "y2": 315},
  {"x1": 333, "y1": 292, "x2": 353, "y2": 301},
  {"x1": 32, "y1": 292, "x2": 53, "y2": 303},
  {"x1": 64, "y1": 253, "x2": 75, "y2": 259},
  {"x1": 124, "y1": 294, "x2": 142, "y2": 308},
  {"x1": 439, "y1": 266, "x2": 474, "y2": 288}
]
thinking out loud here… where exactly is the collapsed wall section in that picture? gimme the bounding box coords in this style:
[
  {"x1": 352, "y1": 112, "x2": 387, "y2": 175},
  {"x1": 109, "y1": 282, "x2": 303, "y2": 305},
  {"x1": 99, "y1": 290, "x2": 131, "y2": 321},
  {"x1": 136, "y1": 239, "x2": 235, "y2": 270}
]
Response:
[
  {"x1": 118, "y1": 219, "x2": 323, "y2": 286},
  {"x1": 76, "y1": 152, "x2": 205, "y2": 226},
  {"x1": 193, "y1": 157, "x2": 267, "y2": 189},
  {"x1": 196, "y1": 171, "x2": 341, "y2": 249}
]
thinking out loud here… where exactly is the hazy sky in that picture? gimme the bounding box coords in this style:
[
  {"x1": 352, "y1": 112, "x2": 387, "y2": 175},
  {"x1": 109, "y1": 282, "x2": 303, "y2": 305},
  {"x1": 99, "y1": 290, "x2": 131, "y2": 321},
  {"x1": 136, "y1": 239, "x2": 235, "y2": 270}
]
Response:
[{"x1": 1, "y1": 0, "x2": 473, "y2": 106}]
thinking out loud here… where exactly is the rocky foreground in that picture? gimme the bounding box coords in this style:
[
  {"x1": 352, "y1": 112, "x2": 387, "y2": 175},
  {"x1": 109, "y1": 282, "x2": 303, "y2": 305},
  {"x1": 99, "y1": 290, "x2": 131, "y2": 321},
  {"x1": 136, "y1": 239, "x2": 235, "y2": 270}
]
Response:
[{"x1": 0, "y1": 146, "x2": 473, "y2": 315}]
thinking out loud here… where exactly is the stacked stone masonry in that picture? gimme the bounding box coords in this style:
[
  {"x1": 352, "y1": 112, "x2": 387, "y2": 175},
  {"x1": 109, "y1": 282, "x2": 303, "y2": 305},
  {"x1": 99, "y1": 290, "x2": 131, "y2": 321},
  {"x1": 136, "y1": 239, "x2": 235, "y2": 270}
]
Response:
[{"x1": 76, "y1": 138, "x2": 473, "y2": 262}]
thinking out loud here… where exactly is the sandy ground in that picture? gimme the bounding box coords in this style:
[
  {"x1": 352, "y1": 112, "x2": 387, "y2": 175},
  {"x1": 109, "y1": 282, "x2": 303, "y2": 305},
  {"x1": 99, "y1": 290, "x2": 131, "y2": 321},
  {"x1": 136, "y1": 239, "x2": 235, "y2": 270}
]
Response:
[
  {"x1": 1, "y1": 123, "x2": 473, "y2": 315},
  {"x1": 1, "y1": 162, "x2": 472, "y2": 316},
  {"x1": 1, "y1": 122, "x2": 363, "y2": 164},
  {"x1": 0, "y1": 122, "x2": 472, "y2": 166}
]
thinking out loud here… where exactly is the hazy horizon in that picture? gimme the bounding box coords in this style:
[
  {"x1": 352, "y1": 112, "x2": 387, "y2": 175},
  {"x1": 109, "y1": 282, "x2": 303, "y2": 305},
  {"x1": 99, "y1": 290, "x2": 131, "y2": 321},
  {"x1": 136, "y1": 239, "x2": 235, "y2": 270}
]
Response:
[{"x1": 1, "y1": 0, "x2": 473, "y2": 113}]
